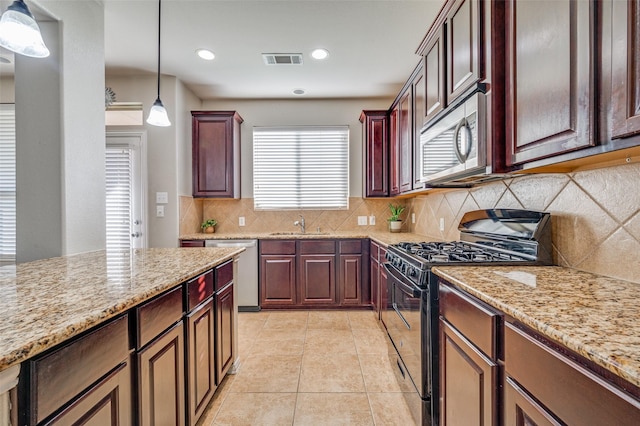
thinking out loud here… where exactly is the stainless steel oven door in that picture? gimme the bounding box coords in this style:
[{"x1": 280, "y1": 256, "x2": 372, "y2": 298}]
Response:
[
  {"x1": 383, "y1": 263, "x2": 428, "y2": 398},
  {"x1": 419, "y1": 91, "x2": 486, "y2": 184}
]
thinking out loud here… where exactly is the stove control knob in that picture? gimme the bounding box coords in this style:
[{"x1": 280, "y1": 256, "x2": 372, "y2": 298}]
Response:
[{"x1": 408, "y1": 268, "x2": 416, "y2": 277}]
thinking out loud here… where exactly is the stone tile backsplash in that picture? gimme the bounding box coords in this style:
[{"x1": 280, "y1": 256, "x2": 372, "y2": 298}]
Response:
[{"x1": 180, "y1": 162, "x2": 640, "y2": 284}]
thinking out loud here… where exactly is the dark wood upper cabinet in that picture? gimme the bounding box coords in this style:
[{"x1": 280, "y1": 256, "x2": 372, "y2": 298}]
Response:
[
  {"x1": 504, "y1": 0, "x2": 594, "y2": 166},
  {"x1": 412, "y1": 69, "x2": 425, "y2": 190},
  {"x1": 398, "y1": 89, "x2": 413, "y2": 193},
  {"x1": 423, "y1": 28, "x2": 445, "y2": 123},
  {"x1": 360, "y1": 110, "x2": 389, "y2": 197},
  {"x1": 611, "y1": 0, "x2": 640, "y2": 139},
  {"x1": 389, "y1": 106, "x2": 400, "y2": 196},
  {"x1": 191, "y1": 111, "x2": 243, "y2": 198},
  {"x1": 446, "y1": 0, "x2": 481, "y2": 101}
]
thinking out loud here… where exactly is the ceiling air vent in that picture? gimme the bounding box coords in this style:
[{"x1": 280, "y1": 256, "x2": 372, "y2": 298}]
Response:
[{"x1": 262, "y1": 53, "x2": 303, "y2": 65}]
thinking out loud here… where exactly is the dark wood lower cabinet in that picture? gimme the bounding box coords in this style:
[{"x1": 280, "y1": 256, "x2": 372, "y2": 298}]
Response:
[
  {"x1": 215, "y1": 283, "x2": 235, "y2": 380},
  {"x1": 260, "y1": 255, "x2": 296, "y2": 306},
  {"x1": 138, "y1": 322, "x2": 185, "y2": 426},
  {"x1": 299, "y1": 254, "x2": 336, "y2": 305},
  {"x1": 440, "y1": 319, "x2": 498, "y2": 426},
  {"x1": 45, "y1": 361, "x2": 132, "y2": 426},
  {"x1": 504, "y1": 377, "x2": 561, "y2": 426},
  {"x1": 339, "y1": 254, "x2": 362, "y2": 305},
  {"x1": 186, "y1": 300, "x2": 215, "y2": 426}
]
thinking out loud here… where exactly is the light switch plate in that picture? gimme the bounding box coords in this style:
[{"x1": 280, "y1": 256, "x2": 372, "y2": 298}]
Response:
[
  {"x1": 369, "y1": 215, "x2": 375, "y2": 225},
  {"x1": 439, "y1": 217, "x2": 445, "y2": 231},
  {"x1": 412, "y1": 213, "x2": 416, "y2": 224},
  {"x1": 239, "y1": 216, "x2": 245, "y2": 226},
  {"x1": 357, "y1": 216, "x2": 367, "y2": 226},
  {"x1": 156, "y1": 205, "x2": 165, "y2": 217},
  {"x1": 156, "y1": 192, "x2": 168, "y2": 204}
]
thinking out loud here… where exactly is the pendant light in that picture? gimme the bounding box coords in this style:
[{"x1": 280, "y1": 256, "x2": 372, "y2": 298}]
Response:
[
  {"x1": 0, "y1": 0, "x2": 49, "y2": 58},
  {"x1": 146, "y1": 0, "x2": 171, "y2": 127}
]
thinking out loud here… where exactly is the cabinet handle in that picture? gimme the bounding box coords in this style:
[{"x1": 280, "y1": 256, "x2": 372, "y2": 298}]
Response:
[{"x1": 453, "y1": 117, "x2": 472, "y2": 163}]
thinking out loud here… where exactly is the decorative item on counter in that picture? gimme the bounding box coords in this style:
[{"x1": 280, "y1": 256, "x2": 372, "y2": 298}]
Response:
[
  {"x1": 388, "y1": 203, "x2": 405, "y2": 233},
  {"x1": 201, "y1": 219, "x2": 217, "y2": 234}
]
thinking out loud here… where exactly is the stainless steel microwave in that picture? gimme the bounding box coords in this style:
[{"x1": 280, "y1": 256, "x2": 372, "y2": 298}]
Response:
[{"x1": 418, "y1": 91, "x2": 492, "y2": 186}]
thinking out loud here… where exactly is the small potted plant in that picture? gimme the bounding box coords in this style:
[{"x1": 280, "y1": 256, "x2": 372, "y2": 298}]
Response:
[
  {"x1": 201, "y1": 219, "x2": 217, "y2": 234},
  {"x1": 388, "y1": 203, "x2": 405, "y2": 233}
]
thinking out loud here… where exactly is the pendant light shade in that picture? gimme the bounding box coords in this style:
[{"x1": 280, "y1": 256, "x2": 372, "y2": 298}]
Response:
[
  {"x1": 146, "y1": 0, "x2": 171, "y2": 127},
  {"x1": 0, "y1": 0, "x2": 49, "y2": 58}
]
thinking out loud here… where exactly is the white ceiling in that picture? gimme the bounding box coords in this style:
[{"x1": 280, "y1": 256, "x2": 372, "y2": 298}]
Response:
[
  {"x1": 0, "y1": 1, "x2": 443, "y2": 100},
  {"x1": 103, "y1": 0, "x2": 443, "y2": 100}
]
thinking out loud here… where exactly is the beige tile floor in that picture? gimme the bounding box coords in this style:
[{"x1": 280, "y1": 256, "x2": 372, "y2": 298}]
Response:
[{"x1": 198, "y1": 310, "x2": 421, "y2": 426}]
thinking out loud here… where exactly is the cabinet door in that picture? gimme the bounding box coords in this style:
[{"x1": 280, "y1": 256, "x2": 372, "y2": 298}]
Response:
[
  {"x1": 360, "y1": 111, "x2": 389, "y2": 197},
  {"x1": 424, "y1": 28, "x2": 445, "y2": 123},
  {"x1": 446, "y1": 0, "x2": 481, "y2": 101},
  {"x1": 504, "y1": 377, "x2": 562, "y2": 426},
  {"x1": 339, "y1": 254, "x2": 362, "y2": 306},
  {"x1": 379, "y1": 257, "x2": 388, "y2": 330},
  {"x1": 138, "y1": 322, "x2": 185, "y2": 426},
  {"x1": 46, "y1": 362, "x2": 132, "y2": 426},
  {"x1": 298, "y1": 254, "x2": 336, "y2": 305},
  {"x1": 389, "y1": 107, "x2": 400, "y2": 196},
  {"x1": 260, "y1": 255, "x2": 296, "y2": 306},
  {"x1": 505, "y1": 0, "x2": 594, "y2": 166},
  {"x1": 398, "y1": 90, "x2": 413, "y2": 193},
  {"x1": 413, "y1": 71, "x2": 425, "y2": 190},
  {"x1": 192, "y1": 111, "x2": 242, "y2": 198},
  {"x1": 216, "y1": 284, "x2": 235, "y2": 381},
  {"x1": 186, "y1": 300, "x2": 215, "y2": 426},
  {"x1": 440, "y1": 319, "x2": 498, "y2": 426},
  {"x1": 611, "y1": 0, "x2": 640, "y2": 138},
  {"x1": 370, "y1": 255, "x2": 379, "y2": 316}
]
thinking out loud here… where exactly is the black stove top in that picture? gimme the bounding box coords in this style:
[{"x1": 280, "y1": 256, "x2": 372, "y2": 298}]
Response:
[{"x1": 385, "y1": 209, "x2": 553, "y2": 288}]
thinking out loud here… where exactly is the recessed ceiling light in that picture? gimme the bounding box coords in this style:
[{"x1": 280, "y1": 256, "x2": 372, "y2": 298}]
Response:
[
  {"x1": 311, "y1": 48, "x2": 329, "y2": 60},
  {"x1": 293, "y1": 89, "x2": 305, "y2": 95},
  {"x1": 196, "y1": 48, "x2": 215, "y2": 60}
]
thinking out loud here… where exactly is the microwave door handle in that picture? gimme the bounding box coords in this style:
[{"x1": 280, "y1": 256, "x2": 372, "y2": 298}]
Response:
[{"x1": 453, "y1": 117, "x2": 472, "y2": 163}]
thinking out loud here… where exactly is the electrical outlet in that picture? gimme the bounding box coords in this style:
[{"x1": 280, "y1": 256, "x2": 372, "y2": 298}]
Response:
[
  {"x1": 156, "y1": 205, "x2": 165, "y2": 218},
  {"x1": 357, "y1": 216, "x2": 367, "y2": 226},
  {"x1": 156, "y1": 192, "x2": 168, "y2": 204},
  {"x1": 239, "y1": 216, "x2": 245, "y2": 226},
  {"x1": 369, "y1": 215, "x2": 375, "y2": 225},
  {"x1": 412, "y1": 213, "x2": 416, "y2": 224},
  {"x1": 439, "y1": 217, "x2": 445, "y2": 231}
]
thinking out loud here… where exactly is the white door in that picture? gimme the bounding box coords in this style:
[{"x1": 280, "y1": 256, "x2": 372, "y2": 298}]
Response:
[{"x1": 106, "y1": 131, "x2": 147, "y2": 250}]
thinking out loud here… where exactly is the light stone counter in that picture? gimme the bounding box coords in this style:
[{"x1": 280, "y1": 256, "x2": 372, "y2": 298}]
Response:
[
  {"x1": 179, "y1": 231, "x2": 429, "y2": 248},
  {"x1": 0, "y1": 247, "x2": 243, "y2": 373},
  {"x1": 432, "y1": 265, "x2": 640, "y2": 389}
]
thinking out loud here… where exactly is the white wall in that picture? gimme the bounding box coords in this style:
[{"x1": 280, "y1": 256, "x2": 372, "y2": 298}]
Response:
[
  {"x1": 106, "y1": 74, "x2": 202, "y2": 247},
  {"x1": 15, "y1": 1, "x2": 106, "y2": 261},
  {"x1": 200, "y1": 98, "x2": 392, "y2": 198}
]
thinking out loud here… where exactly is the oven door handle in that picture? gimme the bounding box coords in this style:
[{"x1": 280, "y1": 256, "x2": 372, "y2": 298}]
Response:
[{"x1": 383, "y1": 263, "x2": 423, "y2": 298}]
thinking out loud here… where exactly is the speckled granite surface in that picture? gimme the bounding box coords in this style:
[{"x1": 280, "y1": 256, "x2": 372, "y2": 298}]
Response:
[
  {"x1": 432, "y1": 265, "x2": 640, "y2": 388},
  {"x1": 179, "y1": 231, "x2": 429, "y2": 247},
  {"x1": 0, "y1": 248, "x2": 242, "y2": 373}
]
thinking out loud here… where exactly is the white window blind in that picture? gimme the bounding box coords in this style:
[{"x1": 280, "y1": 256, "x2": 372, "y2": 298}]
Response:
[
  {"x1": 253, "y1": 126, "x2": 349, "y2": 210},
  {"x1": 106, "y1": 146, "x2": 134, "y2": 250},
  {"x1": 0, "y1": 104, "x2": 16, "y2": 265}
]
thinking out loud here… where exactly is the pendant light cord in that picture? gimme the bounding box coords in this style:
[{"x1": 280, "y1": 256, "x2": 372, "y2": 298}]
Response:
[{"x1": 156, "y1": 0, "x2": 162, "y2": 98}]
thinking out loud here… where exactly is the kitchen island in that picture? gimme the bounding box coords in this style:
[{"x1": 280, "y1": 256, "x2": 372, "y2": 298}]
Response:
[{"x1": 0, "y1": 247, "x2": 243, "y2": 425}]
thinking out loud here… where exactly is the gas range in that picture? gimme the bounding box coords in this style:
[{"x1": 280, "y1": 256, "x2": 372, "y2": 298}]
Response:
[{"x1": 385, "y1": 209, "x2": 553, "y2": 288}]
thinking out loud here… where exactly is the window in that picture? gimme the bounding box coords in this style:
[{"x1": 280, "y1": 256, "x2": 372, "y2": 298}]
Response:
[
  {"x1": 253, "y1": 126, "x2": 349, "y2": 210},
  {"x1": 0, "y1": 104, "x2": 15, "y2": 265}
]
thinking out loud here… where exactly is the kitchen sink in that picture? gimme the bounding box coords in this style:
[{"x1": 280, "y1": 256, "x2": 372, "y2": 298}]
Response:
[{"x1": 269, "y1": 232, "x2": 330, "y2": 236}]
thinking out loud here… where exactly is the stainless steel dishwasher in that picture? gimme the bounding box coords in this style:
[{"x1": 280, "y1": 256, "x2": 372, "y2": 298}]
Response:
[{"x1": 205, "y1": 239, "x2": 259, "y2": 311}]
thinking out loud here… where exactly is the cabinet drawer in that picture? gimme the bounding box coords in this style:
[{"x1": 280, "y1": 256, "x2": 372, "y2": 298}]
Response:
[
  {"x1": 215, "y1": 260, "x2": 233, "y2": 291},
  {"x1": 505, "y1": 323, "x2": 640, "y2": 425},
  {"x1": 261, "y1": 240, "x2": 296, "y2": 255},
  {"x1": 136, "y1": 286, "x2": 184, "y2": 349},
  {"x1": 180, "y1": 240, "x2": 205, "y2": 247},
  {"x1": 186, "y1": 270, "x2": 214, "y2": 311},
  {"x1": 339, "y1": 240, "x2": 362, "y2": 254},
  {"x1": 30, "y1": 314, "x2": 129, "y2": 424},
  {"x1": 299, "y1": 240, "x2": 335, "y2": 254},
  {"x1": 439, "y1": 282, "x2": 500, "y2": 359}
]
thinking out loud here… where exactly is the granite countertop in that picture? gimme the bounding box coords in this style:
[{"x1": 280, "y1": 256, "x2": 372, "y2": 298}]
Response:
[
  {"x1": 432, "y1": 265, "x2": 640, "y2": 389},
  {"x1": 179, "y1": 231, "x2": 429, "y2": 247},
  {"x1": 0, "y1": 247, "x2": 243, "y2": 373}
]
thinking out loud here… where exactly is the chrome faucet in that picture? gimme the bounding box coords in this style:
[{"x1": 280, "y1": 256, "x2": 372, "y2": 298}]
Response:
[{"x1": 294, "y1": 215, "x2": 305, "y2": 234}]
